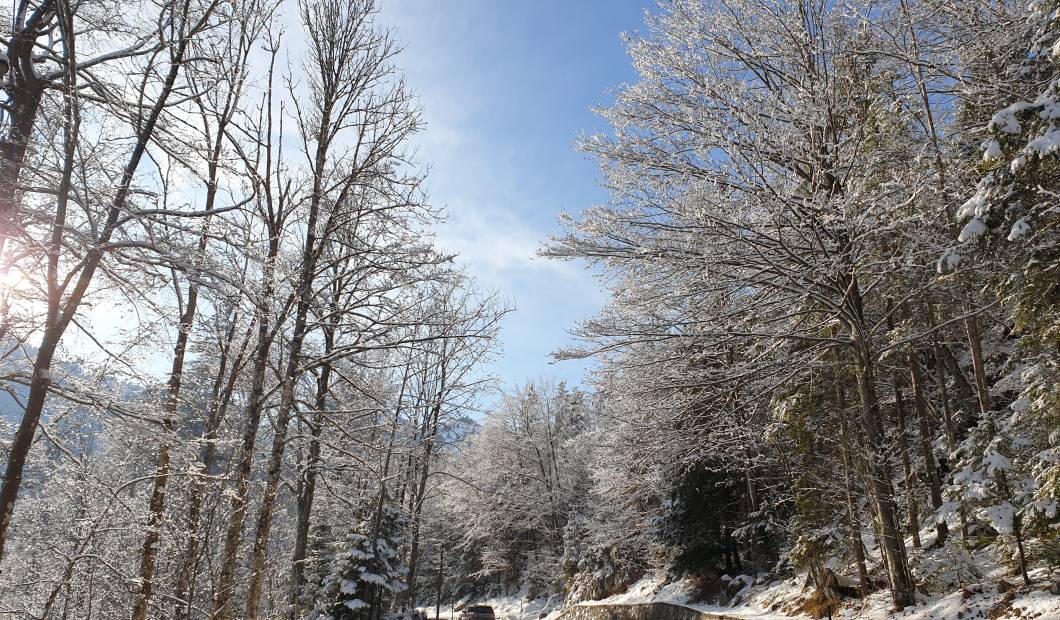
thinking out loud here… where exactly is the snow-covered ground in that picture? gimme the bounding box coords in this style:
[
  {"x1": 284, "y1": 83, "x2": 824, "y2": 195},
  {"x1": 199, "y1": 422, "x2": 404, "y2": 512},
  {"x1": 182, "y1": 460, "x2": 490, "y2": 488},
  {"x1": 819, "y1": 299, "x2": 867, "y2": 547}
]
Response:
[
  {"x1": 415, "y1": 587, "x2": 565, "y2": 620},
  {"x1": 741, "y1": 573, "x2": 1059, "y2": 620},
  {"x1": 428, "y1": 566, "x2": 1059, "y2": 620},
  {"x1": 420, "y1": 532, "x2": 1059, "y2": 620},
  {"x1": 576, "y1": 574, "x2": 798, "y2": 619},
  {"x1": 570, "y1": 570, "x2": 1059, "y2": 620},
  {"x1": 578, "y1": 575, "x2": 699, "y2": 607}
]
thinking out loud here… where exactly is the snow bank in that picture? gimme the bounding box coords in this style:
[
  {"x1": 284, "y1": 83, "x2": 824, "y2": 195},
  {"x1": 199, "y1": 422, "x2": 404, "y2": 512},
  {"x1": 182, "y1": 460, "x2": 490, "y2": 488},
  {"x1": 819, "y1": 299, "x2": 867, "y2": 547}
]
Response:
[
  {"x1": 578, "y1": 574, "x2": 789, "y2": 619},
  {"x1": 568, "y1": 568, "x2": 1059, "y2": 620},
  {"x1": 580, "y1": 574, "x2": 695, "y2": 607},
  {"x1": 424, "y1": 561, "x2": 1058, "y2": 620}
]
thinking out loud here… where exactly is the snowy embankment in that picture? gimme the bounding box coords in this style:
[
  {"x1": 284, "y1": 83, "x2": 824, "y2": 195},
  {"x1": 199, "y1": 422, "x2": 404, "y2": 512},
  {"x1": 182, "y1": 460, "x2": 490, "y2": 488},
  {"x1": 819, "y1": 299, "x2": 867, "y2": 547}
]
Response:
[
  {"x1": 574, "y1": 575, "x2": 795, "y2": 619},
  {"x1": 570, "y1": 570, "x2": 1059, "y2": 620},
  {"x1": 419, "y1": 576, "x2": 787, "y2": 620},
  {"x1": 428, "y1": 569, "x2": 1060, "y2": 620},
  {"x1": 744, "y1": 572, "x2": 1058, "y2": 620}
]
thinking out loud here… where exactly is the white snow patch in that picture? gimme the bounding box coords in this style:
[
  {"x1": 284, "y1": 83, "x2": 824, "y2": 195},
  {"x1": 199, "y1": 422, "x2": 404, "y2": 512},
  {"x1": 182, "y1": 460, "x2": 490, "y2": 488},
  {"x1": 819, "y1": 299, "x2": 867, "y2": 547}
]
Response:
[
  {"x1": 990, "y1": 104, "x2": 1025, "y2": 134},
  {"x1": 983, "y1": 140, "x2": 1003, "y2": 160},
  {"x1": 984, "y1": 452, "x2": 1011, "y2": 475},
  {"x1": 1008, "y1": 217, "x2": 1031, "y2": 241},
  {"x1": 978, "y1": 502, "x2": 1016, "y2": 534},
  {"x1": 957, "y1": 191, "x2": 988, "y2": 220},
  {"x1": 958, "y1": 217, "x2": 987, "y2": 242},
  {"x1": 1026, "y1": 128, "x2": 1060, "y2": 156}
]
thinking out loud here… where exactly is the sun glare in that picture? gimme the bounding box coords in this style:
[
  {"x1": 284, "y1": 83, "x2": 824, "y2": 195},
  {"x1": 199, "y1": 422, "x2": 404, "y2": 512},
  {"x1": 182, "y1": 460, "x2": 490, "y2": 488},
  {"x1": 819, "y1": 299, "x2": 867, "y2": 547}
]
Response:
[{"x1": 0, "y1": 266, "x2": 29, "y2": 292}]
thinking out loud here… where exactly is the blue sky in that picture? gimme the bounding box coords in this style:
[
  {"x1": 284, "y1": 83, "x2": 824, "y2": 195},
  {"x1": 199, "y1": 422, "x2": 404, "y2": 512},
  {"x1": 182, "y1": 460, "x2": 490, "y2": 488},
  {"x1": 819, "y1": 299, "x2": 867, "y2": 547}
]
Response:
[
  {"x1": 60, "y1": 2, "x2": 654, "y2": 399},
  {"x1": 379, "y1": 1, "x2": 653, "y2": 394}
]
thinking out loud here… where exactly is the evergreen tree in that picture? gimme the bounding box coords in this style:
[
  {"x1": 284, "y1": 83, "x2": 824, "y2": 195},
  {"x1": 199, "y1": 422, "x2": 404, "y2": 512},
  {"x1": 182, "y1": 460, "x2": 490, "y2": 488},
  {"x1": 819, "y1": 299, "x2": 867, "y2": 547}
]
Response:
[{"x1": 310, "y1": 506, "x2": 409, "y2": 620}]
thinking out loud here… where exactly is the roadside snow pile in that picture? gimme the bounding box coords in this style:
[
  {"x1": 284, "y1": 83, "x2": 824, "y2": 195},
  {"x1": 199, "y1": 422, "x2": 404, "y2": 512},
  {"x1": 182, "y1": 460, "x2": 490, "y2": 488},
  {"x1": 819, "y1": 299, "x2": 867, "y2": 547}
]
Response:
[
  {"x1": 570, "y1": 567, "x2": 1059, "y2": 620},
  {"x1": 579, "y1": 574, "x2": 696, "y2": 606},
  {"x1": 578, "y1": 573, "x2": 788, "y2": 619},
  {"x1": 712, "y1": 574, "x2": 1058, "y2": 620},
  {"x1": 439, "y1": 555, "x2": 1058, "y2": 620},
  {"x1": 736, "y1": 574, "x2": 1060, "y2": 619}
]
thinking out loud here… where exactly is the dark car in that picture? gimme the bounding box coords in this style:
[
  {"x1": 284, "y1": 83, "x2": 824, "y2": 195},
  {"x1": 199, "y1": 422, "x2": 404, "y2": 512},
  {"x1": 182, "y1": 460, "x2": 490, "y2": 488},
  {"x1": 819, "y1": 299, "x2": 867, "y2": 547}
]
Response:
[{"x1": 459, "y1": 605, "x2": 496, "y2": 620}]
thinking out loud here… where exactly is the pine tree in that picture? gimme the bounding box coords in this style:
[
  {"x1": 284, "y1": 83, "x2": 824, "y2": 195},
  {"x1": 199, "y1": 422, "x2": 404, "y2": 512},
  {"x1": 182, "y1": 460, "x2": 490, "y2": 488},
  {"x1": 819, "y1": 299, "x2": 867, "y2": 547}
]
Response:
[
  {"x1": 951, "y1": 0, "x2": 1060, "y2": 573},
  {"x1": 310, "y1": 507, "x2": 409, "y2": 620}
]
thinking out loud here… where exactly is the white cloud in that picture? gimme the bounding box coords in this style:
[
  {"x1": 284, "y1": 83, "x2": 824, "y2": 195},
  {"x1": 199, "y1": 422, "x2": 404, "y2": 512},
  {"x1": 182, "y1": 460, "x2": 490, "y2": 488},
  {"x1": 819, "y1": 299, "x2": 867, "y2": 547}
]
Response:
[{"x1": 373, "y1": 0, "x2": 619, "y2": 389}]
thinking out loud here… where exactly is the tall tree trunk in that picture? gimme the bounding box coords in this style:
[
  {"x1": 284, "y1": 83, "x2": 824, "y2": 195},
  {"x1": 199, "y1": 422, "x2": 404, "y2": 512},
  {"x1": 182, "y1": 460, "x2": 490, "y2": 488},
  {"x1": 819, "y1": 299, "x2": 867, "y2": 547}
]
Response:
[
  {"x1": 243, "y1": 99, "x2": 333, "y2": 614},
  {"x1": 845, "y1": 272, "x2": 915, "y2": 608},
  {"x1": 907, "y1": 351, "x2": 948, "y2": 546},
  {"x1": 286, "y1": 382, "x2": 327, "y2": 612},
  {"x1": 286, "y1": 309, "x2": 344, "y2": 616},
  {"x1": 240, "y1": 262, "x2": 312, "y2": 617},
  {"x1": 131, "y1": 120, "x2": 227, "y2": 618},
  {"x1": 892, "y1": 376, "x2": 922, "y2": 550},
  {"x1": 349, "y1": 361, "x2": 412, "y2": 620},
  {"x1": 174, "y1": 314, "x2": 251, "y2": 619},
  {"x1": 926, "y1": 300, "x2": 970, "y2": 543},
  {"x1": 964, "y1": 317, "x2": 992, "y2": 415},
  {"x1": 243, "y1": 372, "x2": 302, "y2": 617},
  {"x1": 214, "y1": 238, "x2": 279, "y2": 618},
  {"x1": 212, "y1": 34, "x2": 290, "y2": 615},
  {"x1": 838, "y1": 380, "x2": 870, "y2": 596},
  {"x1": 129, "y1": 284, "x2": 200, "y2": 620},
  {"x1": 404, "y1": 386, "x2": 444, "y2": 610},
  {"x1": 403, "y1": 346, "x2": 451, "y2": 610},
  {"x1": 851, "y1": 334, "x2": 915, "y2": 608}
]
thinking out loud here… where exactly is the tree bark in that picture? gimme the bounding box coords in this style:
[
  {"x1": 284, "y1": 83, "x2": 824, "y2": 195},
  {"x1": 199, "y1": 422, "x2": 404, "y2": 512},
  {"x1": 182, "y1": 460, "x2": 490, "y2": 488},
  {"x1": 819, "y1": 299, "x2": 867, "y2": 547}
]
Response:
[
  {"x1": 0, "y1": 1, "x2": 54, "y2": 260},
  {"x1": 404, "y1": 370, "x2": 445, "y2": 610},
  {"x1": 213, "y1": 236, "x2": 279, "y2": 618},
  {"x1": 892, "y1": 376, "x2": 922, "y2": 550},
  {"x1": 996, "y1": 470, "x2": 1031, "y2": 585},
  {"x1": 837, "y1": 381, "x2": 871, "y2": 596},
  {"x1": 939, "y1": 346, "x2": 976, "y2": 422},
  {"x1": 851, "y1": 333, "x2": 914, "y2": 608},
  {"x1": 964, "y1": 316, "x2": 992, "y2": 415},
  {"x1": 129, "y1": 289, "x2": 198, "y2": 620},
  {"x1": 131, "y1": 100, "x2": 229, "y2": 618},
  {"x1": 907, "y1": 351, "x2": 948, "y2": 546},
  {"x1": 242, "y1": 86, "x2": 337, "y2": 615},
  {"x1": 174, "y1": 311, "x2": 250, "y2": 619},
  {"x1": 213, "y1": 41, "x2": 284, "y2": 615},
  {"x1": 287, "y1": 302, "x2": 349, "y2": 616},
  {"x1": 845, "y1": 273, "x2": 915, "y2": 607},
  {"x1": 926, "y1": 301, "x2": 970, "y2": 543}
]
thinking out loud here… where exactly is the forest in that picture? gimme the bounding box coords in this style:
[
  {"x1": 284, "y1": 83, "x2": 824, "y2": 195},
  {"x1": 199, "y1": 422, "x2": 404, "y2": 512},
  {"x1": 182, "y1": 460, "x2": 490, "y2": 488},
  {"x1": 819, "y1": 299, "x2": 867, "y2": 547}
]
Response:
[{"x1": 0, "y1": 0, "x2": 1057, "y2": 618}]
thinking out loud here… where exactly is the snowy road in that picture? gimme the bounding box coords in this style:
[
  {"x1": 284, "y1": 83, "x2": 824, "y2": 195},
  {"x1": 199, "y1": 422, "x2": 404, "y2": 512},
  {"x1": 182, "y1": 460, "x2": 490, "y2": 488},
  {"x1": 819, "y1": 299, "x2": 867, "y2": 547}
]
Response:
[{"x1": 415, "y1": 600, "x2": 796, "y2": 620}]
